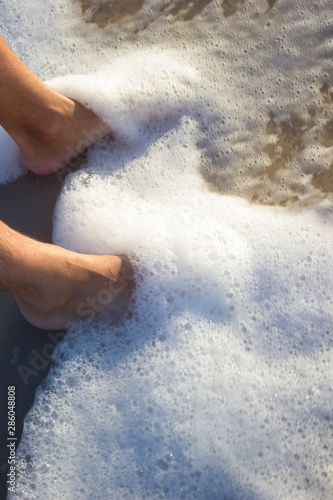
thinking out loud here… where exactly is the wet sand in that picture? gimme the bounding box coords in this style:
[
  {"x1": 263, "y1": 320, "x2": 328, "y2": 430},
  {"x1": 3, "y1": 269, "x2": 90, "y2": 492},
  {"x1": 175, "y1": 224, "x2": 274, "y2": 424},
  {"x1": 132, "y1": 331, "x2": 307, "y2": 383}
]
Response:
[
  {"x1": 0, "y1": 171, "x2": 65, "y2": 498},
  {"x1": 79, "y1": 0, "x2": 333, "y2": 209}
]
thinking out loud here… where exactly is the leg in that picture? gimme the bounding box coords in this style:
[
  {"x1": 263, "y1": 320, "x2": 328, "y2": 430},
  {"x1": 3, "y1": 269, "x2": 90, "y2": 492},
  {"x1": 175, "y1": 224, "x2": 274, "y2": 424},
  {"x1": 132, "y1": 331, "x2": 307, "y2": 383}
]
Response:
[
  {"x1": 0, "y1": 36, "x2": 110, "y2": 175},
  {"x1": 0, "y1": 37, "x2": 133, "y2": 329},
  {"x1": 0, "y1": 221, "x2": 133, "y2": 330}
]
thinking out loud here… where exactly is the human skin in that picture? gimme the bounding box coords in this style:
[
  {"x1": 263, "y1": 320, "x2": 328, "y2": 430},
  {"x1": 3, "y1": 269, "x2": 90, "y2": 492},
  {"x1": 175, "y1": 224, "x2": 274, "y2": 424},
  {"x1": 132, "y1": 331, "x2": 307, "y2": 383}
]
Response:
[
  {"x1": 0, "y1": 36, "x2": 110, "y2": 175},
  {"x1": 0, "y1": 36, "x2": 133, "y2": 330}
]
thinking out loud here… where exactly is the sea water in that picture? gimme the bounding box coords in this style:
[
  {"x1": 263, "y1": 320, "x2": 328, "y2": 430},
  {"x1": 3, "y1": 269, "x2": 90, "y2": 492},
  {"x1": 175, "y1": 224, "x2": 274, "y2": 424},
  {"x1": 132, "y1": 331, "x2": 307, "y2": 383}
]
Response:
[{"x1": 1, "y1": 0, "x2": 332, "y2": 498}]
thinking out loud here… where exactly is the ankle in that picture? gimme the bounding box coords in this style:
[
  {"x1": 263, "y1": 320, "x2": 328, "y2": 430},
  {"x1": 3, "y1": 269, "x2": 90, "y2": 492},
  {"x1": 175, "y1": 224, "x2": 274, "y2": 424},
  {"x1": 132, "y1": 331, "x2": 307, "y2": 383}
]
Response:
[
  {"x1": 0, "y1": 230, "x2": 44, "y2": 298},
  {"x1": 22, "y1": 95, "x2": 73, "y2": 146}
]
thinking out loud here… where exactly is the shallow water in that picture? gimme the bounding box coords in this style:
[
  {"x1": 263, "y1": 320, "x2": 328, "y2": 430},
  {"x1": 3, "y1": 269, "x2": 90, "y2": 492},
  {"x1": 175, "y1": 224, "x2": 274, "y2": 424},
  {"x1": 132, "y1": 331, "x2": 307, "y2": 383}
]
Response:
[{"x1": 1, "y1": 0, "x2": 333, "y2": 499}]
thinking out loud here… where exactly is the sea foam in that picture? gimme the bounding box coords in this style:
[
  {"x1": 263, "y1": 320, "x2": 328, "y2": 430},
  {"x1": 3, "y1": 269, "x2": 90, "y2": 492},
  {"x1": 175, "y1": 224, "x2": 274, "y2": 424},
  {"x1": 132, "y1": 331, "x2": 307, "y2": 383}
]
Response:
[
  {"x1": 0, "y1": 130, "x2": 25, "y2": 185},
  {"x1": 2, "y1": 0, "x2": 333, "y2": 498},
  {"x1": 12, "y1": 61, "x2": 333, "y2": 498}
]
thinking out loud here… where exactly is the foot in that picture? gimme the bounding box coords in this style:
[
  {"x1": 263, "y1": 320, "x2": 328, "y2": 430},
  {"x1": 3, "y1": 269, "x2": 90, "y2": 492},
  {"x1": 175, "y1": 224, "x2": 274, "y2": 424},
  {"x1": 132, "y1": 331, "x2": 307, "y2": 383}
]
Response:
[
  {"x1": 0, "y1": 36, "x2": 110, "y2": 175},
  {"x1": 14, "y1": 242, "x2": 134, "y2": 330},
  {"x1": 15, "y1": 94, "x2": 111, "y2": 176}
]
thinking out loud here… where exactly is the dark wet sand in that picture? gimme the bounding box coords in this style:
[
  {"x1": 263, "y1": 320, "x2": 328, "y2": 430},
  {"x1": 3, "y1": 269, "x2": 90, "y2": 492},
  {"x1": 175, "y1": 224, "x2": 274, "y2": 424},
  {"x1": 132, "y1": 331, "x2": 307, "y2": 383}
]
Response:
[{"x1": 0, "y1": 171, "x2": 65, "y2": 498}]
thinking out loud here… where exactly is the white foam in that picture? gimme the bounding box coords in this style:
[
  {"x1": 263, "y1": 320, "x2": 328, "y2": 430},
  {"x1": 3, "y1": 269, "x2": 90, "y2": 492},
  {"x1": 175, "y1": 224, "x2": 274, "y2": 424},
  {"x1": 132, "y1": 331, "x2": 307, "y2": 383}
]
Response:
[
  {"x1": 12, "y1": 113, "x2": 333, "y2": 499},
  {"x1": 2, "y1": 0, "x2": 333, "y2": 498},
  {"x1": 0, "y1": 128, "x2": 25, "y2": 185},
  {"x1": 2, "y1": 0, "x2": 332, "y2": 206},
  {"x1": 49, "y1": 51, "x2": 199, "y2": 144}
]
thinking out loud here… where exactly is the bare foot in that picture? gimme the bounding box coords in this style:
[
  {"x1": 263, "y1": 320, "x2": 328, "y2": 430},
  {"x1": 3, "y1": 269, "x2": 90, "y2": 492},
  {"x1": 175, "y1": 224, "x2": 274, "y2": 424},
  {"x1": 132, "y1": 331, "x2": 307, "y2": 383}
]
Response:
[
  {"x1": 14, "y1": 241, "x2": 134, "y2": 330},
  {"x1": 16, "y1": 95, "x2": 111, "y2": 176},
  {"x1": 0, "y1": 36, "x2": 110, "y2": 175}
]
